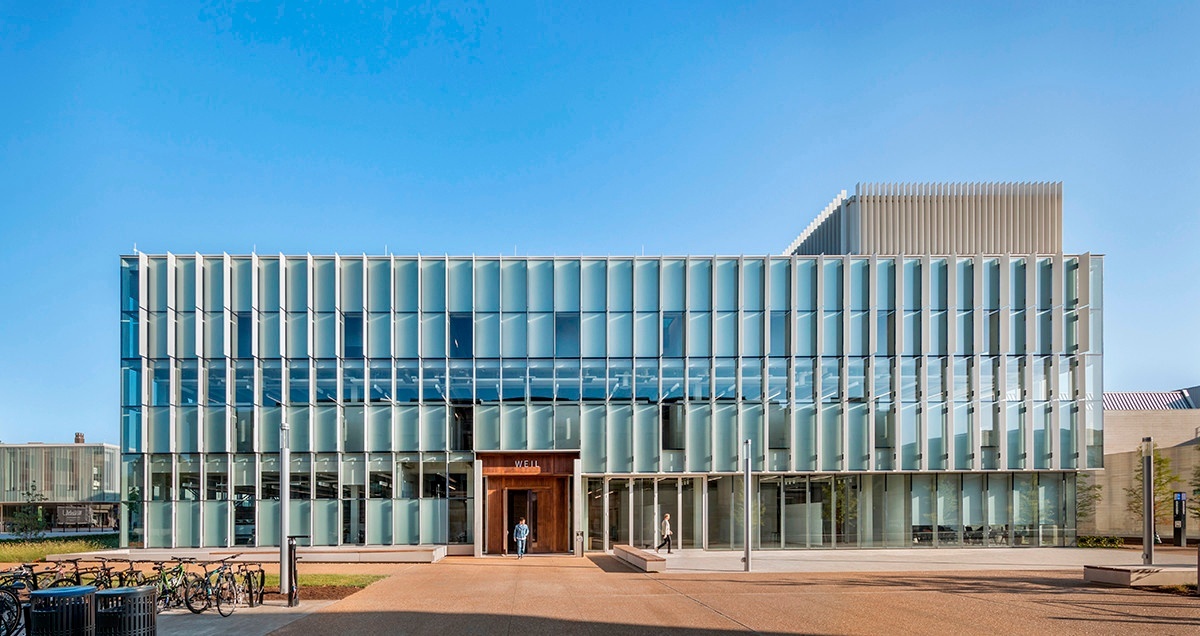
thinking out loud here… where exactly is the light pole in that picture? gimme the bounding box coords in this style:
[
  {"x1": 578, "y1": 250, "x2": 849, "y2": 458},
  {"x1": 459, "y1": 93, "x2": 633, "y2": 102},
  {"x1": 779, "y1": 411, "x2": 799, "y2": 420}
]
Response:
[
  {"x1": 1142, "y1": 437, "x2": 1154, "y2": 566},
  {"x1": 279, "y1": 405, "x2": 291, "y2": 592},
  {"x1": 743, "y1": 438, "x2": 752, "y2": 573}
]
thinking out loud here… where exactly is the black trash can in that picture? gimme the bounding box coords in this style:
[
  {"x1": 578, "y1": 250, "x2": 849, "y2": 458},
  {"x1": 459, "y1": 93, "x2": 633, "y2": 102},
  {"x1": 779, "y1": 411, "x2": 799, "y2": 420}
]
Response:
[
  {"x1": 95, "y1": 586, "x2": 156, "y2": 636},
  {"x1": 28, "y1": 585, "x2": 97, "y2": 636}
]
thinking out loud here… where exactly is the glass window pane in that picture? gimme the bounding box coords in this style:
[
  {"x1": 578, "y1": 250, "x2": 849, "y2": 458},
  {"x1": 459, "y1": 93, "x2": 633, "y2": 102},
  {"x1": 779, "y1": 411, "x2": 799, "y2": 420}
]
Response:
[
  {"x1": 554, "y1": 260, "x2": 580, "y2": 311},
  {"x1": 688, "y1": 260, "x2": 711, "y2": 311},
  {"x1": 474, "y1": 259, "x2": 500, "y2": 312},
  {"x1": 715, "y1": 259, "x2": 738, "y2": 311},
  {"x1": 742, "y1": 260, "x2": 763, "y2": 311},
  {"x1": 313, "y1": 258, "x2": 336, "y2": 312},
  {"x1": 528, "y1": 260, "x2": 554, "y2": 312},
  {"x1": 447, "y1": 259, "x2": 472, "y2": 312},
  {"x1": 340, "y1": 257, "x2": 364, "y2": 310},
  {"x1": 581, "y1": 260, "x2": 606, "y2": 312},
  {"x1": 421, "y1": 259, "x2": 446, "y2": 312}
]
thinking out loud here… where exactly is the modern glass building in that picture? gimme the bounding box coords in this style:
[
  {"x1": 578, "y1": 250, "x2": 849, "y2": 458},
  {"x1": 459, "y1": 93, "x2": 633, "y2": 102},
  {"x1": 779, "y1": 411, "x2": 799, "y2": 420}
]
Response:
[
  {"x1": 119, "y1": 182, "x2": 1103, "y2": 553},
  {"x1": 1, "y1": 440, "x2": 121, "y2": 530}
]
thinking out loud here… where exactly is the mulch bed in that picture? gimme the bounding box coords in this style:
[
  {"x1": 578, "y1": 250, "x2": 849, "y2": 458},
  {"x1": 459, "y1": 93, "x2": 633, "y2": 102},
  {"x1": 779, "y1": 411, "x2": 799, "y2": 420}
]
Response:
[{"x1": 262, "y1": 585, "x2": 364, "y2": 601}]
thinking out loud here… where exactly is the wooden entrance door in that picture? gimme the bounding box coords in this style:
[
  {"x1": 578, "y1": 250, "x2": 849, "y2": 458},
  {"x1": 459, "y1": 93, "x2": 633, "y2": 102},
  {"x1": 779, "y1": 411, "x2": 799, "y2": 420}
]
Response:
[
  {"x1": 480, "y1": 452, "x2": 577, "y2": 554},
  {"x1": 487, "y1": 475, "x2": 569, "y2": 554}
]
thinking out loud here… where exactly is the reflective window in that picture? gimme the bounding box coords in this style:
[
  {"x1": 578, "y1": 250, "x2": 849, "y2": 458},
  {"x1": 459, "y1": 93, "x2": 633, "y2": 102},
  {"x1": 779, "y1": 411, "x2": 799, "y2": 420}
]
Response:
[
  {"x1": 449, "y1": 313, "x2": 472, "y2": 358},
  {"x1": 344, "y1": 313, "x2": 364, "y2": 358},
  {"x1": 662, "y1": 312, "x2": 684, "y2": 357}
]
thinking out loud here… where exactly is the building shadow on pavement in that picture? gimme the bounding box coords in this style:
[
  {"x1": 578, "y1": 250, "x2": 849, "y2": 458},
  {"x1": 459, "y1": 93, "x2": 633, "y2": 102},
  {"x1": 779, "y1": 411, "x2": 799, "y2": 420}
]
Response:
[{"x1": 272, "y1": 611, "x2": 807, "y2": 636}]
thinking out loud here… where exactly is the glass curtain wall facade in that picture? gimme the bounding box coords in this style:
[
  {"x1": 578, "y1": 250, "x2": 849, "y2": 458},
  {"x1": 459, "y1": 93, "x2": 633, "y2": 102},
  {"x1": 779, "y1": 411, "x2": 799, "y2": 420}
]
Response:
[{"x1": 120, "y1": 253, "x2": 1102, "y2": 549}]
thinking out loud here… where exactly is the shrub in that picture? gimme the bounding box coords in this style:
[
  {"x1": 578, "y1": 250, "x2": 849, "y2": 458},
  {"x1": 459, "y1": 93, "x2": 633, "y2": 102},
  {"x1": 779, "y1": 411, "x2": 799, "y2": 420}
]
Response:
[{"x1": 1076, "y1": 535, "x2": 1124, "y2": 548}]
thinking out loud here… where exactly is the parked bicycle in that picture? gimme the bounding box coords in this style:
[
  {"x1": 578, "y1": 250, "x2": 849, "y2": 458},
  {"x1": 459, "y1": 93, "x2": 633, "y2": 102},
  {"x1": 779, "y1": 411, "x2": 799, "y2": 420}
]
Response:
[{"x1": 184, "y1": 555, "x2": 242, "y2": 617}]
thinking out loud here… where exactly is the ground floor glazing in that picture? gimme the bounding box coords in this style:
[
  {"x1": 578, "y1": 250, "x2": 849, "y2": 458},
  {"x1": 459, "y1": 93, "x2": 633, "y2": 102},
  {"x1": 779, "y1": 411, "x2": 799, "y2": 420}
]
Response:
[{"x1": 121, "y1": 450, "x2": 1078, "y2": 550}]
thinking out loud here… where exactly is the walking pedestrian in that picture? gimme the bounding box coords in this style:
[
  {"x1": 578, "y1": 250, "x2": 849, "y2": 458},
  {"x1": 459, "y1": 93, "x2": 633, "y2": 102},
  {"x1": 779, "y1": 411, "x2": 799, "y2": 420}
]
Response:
[
  {"x1": 514, "y1": 517, "x2": 530, "y2": 558},
  {"x1": 655, "y1": 513, "x2": 673, "y2": 554}
]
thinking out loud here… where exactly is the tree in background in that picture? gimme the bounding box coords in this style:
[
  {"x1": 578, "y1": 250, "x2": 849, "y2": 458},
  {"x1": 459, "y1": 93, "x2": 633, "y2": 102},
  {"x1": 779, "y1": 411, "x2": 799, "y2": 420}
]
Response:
[
  {"x1": 1075, "y1": 472, "x2": 1103, "y2": 532},
  {"x1": 1124, "y1": 443, "x2": 1179, "y2": 529},
  {"x1": 11, "y1": 482, "x2": 49, "y2": 540},
  {"x1": 1190, "y1": 444, "x2": 1200, "y2": 522}
]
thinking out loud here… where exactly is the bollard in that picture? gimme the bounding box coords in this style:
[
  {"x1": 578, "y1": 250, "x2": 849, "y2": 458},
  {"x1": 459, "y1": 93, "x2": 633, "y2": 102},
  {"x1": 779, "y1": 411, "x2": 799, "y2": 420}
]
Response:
[{"x1": 286, "y1": 535, "x2": 309, "y2": 608}]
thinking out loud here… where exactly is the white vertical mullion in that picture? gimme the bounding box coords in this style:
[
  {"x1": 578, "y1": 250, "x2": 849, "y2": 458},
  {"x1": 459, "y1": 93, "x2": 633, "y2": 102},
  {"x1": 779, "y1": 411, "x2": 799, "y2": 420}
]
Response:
[
  {"x1": 813, "y1": 255, "x2": 824, "y2": 471},
  {"x1": 866, "y1": 255, "x2": 877, "y2": 472}
]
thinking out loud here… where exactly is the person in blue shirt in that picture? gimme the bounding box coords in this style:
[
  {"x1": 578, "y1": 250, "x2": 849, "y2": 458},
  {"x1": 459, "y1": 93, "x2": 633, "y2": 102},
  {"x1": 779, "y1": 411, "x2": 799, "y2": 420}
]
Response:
[{"x1": 513, "y1": 517, "x2": 530, "y2": 559}]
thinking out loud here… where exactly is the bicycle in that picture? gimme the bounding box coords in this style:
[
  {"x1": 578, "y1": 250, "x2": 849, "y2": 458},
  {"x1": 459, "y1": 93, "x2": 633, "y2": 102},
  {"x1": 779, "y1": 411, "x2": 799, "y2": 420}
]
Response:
[
  {"x1": 147, "y1": 558, "x2": 192, "y2": 613},
  {"x1": 0, "y1": 584, "x2": 20, "y2": 636},
  {"x1": 184, "y1": 555, "x2": 242, "y2": 617},
  {"x1": 234, "y1": 561, "x2": 265, "y2": 608},
  {"x1": 0, "y1": 563, "x2": 76, "y2": 636}
]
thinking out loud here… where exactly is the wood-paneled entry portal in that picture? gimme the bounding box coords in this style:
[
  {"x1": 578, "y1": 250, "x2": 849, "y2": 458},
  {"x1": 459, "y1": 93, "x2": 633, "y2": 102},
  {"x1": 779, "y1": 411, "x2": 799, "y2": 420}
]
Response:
[{"x1": 481, "y1": 453, "x2": 576, "y2": 554}]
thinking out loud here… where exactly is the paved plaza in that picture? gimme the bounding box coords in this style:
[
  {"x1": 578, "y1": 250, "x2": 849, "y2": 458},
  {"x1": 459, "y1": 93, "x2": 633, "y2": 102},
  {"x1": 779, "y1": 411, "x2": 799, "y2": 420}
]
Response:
[{"x1": 156, "y1": 548, "x2": 1200, "y2": 635}]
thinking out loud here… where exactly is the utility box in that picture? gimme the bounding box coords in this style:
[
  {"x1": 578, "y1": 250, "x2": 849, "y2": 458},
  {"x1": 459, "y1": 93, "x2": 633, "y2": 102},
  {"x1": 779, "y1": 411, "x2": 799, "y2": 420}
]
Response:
[{"x1": 1172, "y1": 492, "x2": 1187, "y2": 547}]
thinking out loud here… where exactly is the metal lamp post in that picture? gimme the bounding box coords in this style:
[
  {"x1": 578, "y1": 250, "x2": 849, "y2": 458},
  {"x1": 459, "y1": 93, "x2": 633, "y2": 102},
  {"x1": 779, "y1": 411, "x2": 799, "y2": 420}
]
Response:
[
  {"x1": 279, "y1": 408, "x2": 291, "y2": 592},
  {"x1": 744, "y1": 439, "x2": 752, "y2": 573},
  {"x1": 1142, "y1": 437, "x2": 1153, "y2": 566}
]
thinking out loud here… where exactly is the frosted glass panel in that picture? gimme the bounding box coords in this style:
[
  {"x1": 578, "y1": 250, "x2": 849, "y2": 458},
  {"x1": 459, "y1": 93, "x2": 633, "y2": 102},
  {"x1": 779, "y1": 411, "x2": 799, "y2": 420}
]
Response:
[
  {"x1": 528, "y1": 260, "x2": 554, "y2": 311},
  {"x1": 712, "y1": 404, "x2": 737, "y2": 472},
  {"x1": 366, "y1": 499, "x2": 392, "y2": 545},
  {"x1": 715, "y1": 312, "x2": 737, "y2": 357},
  {"x1": 367, "y1": 259, "x2": 391, "y2": 312},
  {"x1": 394, "y1": 499, "x2": 420, "y2": 545},
  {"x1": 474, "y1": 260, "x2": 500, "y2": 312},
  {"x1": 501, "y1": 405, "x2": 527, "y2": 450},
  {"x1": 606, "y1": 405, "x2": 632, "y2": 473},
  {"x1": 421, "y1": 260, "x2": 446, "y2": 312},
  {"x1": 581, "y1": 261, "x2": 606, "y2": 311},
  {"x1": 662, "y1": 260, "x2": 685, "y2": 311},
  {"x1": 340, "y1": 258, "x2": 364, "y2": 310},
  {"x1": 474, "y1": 313, "x2": 499, "y2": 357},
  {"x1": 581, "y1": 405, "x2": 606, "y2": 472},
  {"x1": 555, "y1": 261, "x2": 580, "y2": 311},
  {"x1": 608, "y1": 260, "x2": 633, "y2": 311},
  {"x1": 368, "y1": 313, "x2": 391, "y2": 357},
  {"x1": 392, "y1": 260, "x2": 418, "y2": 312},
  {"x1": 688, "y1": 260, "x2": 711, "y2": 311},
  {"x1": 501, "y1": 313, "x2": 527, "y2": 357},
  {"x1": 313, "y1": 500, "x2": 339, "y2": 546},
  {"x1": 175, "y1": 502, "x2": 200, "y2": 547},
  {"x1": 528, "y1": 312, "x2": 553, "y2": 357},
  {"x1": 258, "y1": 500, "x2": 280, "y2": 547},
  {"x1": 821, "y1": 404, "x2": 842, "y2": 471},
  {"x1": 475, "y1": 405, "x2": 499, "y2": 451},
  {"x1": 422, "y1": 314, "x2": 446, "y2": 358},
  {"x1": 688, "y1": 312, "x2": 710, "y2": 357},
  {"x1": 529, "y1": 405, "x2": 553, "y2": 450},
  {"x1": 635, "y1": 312, "x2": 658, "y2": 357},
  {"x1": 686, "y1": 404, "x2": 711, "y2": 472},
  {"x1": 421, "y1": 405, "x2": 447, "y2": 451},
  {"x1": 447, "y1": 260, "x2": 472, "y2": 312},
  {"x1": 635, "y1": 261, "x2": 659, "y2": 311},
  {"x1": 501, "y1": 261, "x2": 527, "y2": 311},
  {"x1": 581, "y1": 312, "x2": 606, "y2": 357},
  {"x1": 394, "y1": 406, "x2": 419, "y2": 452},
  {"x1": 742, "y1": 260, "x2": 763, "y2": 310},
  {"x1": 608, "y1": 313, "x2": 632, "y2": 357},
  {"x1": 715, "y1": 259, "x2": 738, "y2": 311},
  {"x1": 420, "y1": 499, "x2": 448, "y2": 544},
  {"x1": 633, "y1": 404, "x2": 658, "y2": 473}
]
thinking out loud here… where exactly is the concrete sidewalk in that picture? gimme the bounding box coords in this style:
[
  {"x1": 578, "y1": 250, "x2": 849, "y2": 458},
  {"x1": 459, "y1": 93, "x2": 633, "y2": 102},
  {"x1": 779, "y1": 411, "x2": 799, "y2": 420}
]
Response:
[{"x1": 267, "y1": 553, "x2": 1200, "y2": 636}]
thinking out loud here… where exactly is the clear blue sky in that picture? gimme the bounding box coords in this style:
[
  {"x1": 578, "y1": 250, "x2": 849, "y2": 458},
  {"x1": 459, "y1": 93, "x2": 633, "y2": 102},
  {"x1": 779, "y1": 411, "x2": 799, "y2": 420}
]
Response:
[{"x1": 1, "y1": 2, "x2": 1197, "y2": 445}]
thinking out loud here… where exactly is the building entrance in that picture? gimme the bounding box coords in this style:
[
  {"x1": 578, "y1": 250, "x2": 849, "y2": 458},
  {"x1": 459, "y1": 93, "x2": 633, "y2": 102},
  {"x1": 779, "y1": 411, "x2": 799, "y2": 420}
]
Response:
[{"x1": 480, "y1": 453, "x2": 577, "y2": 554}]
